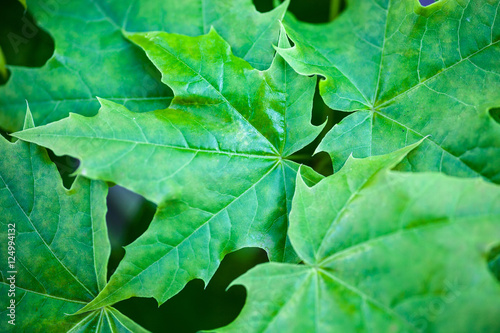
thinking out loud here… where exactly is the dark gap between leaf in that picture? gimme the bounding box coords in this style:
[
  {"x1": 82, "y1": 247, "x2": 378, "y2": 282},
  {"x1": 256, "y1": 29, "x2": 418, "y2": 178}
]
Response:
[
  {"x1": 106, "y1": 186, "x2": 157, "y2": 279},
  {"x1": 278, "y1": 0, "x2": 346, "y2": 23},
  {"x1": 0, "y1": 68, "x2": 10, "y2": 85},
  {"x1": 46, "y1": 149, "x2": 79, "y2": 190},
  {"x1": 253, "y1": 0, "x2": 275, "y2": 12},
  {"x1": 489, "y1": 107, "x2": 500, "y2": 125},
  {"x1": 125, "y1": 42, "x2": 175, "y2": 112},
  {"x1": 5, "y1": 134, "x2": 79, "y2": 188},
  {"x1": 311, "y1": 78, "x2": 331, "y2": 126},
  {"x1": 312, "y1": 77, "x2": 353, "y2": 128},
  {"x1": 287, "y1": 77, "x2": 351, "y2": 177},
  {"x1": 0, "y1": 0, "x2": 55, "y2": 80},
  {"x1": 0, "y1": 128, "x2": 10, "y2": 140},
  {"x1": 113, "y1": 247, "x2": 268, "y2": 333},
  {"x1": 487, "y1": 244, "x2": 500, "y2": 282}
]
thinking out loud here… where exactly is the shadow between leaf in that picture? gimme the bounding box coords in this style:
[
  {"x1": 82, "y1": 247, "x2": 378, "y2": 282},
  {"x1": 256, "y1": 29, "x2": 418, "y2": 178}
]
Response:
[
  {"x1": 487, "y1": 244, "x2": 500, "y2": 283},
  {"x1": 112, "y1": 247, "x2": 268, "y2": 333},
  {"x1": 0, "y1": 0, "x2": 55, "y2": 81}
]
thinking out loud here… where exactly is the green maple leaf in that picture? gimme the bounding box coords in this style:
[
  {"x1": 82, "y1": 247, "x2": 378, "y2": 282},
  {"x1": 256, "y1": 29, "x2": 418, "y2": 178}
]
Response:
[
  {"x1": 277, "y1": 0, "x2": 500, "y2": 182},
  {"x1": 0, "y1": 110, "x2": 148, "y2": 332},
  {"x1": 12, "y1": 28, "x2": 324, "y2": 310},
  {"x1": 0, "y1": 0, "x2": 289, "y2": 132},
  {"x1": 216, "y1": 143, "x2": 500, "y2": 333}
]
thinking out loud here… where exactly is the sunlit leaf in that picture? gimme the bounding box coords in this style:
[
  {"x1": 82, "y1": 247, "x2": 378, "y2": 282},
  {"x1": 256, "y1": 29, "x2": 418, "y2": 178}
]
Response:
[
  {"x1": 0, "y1": 0, "x2": 289, "y2": 131},
  {"x1": 278, "y1": 0, "x2": 500, "y2": 182},
  {"x1": 12, "y1": 29, "x2": 324, "y2": 310}
]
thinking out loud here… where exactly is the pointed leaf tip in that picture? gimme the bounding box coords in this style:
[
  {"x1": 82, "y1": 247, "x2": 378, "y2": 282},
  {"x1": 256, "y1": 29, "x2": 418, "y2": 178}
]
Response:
[
  {"x1": 348, "y1": 138, "x2": 424, "y2": 169},
  {"x1": 121, "y1": 30, "x2": 137, "y2": 40},
  {"x1": 277, "y1": 24, "x2": 291, "y2": 49},
  {"x1": 96, "y1": 96, "x2": 110, "y2": 107},
  {"x1": 23, "y1": 103, "x2": 35, "y2": 130},
  {"x1": 295, "y1": 164, "x2": 312, "y2": 191}
]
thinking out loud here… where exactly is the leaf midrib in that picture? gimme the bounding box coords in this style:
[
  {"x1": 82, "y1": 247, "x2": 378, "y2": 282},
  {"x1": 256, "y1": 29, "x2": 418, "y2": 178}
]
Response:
[
  {"x1": 375, "y1": 40, "x2": 500, "y2": 109},
  {"x1": 83, "y1": 160, "x2": 283, "y2": 309},
  {"x1": 20, "y1": 132, "x2": 281, "y2": 159},
  {"x1": 370, "y1": 110, "x2": 483, "y2": 177},
  {"x1": 318, "y1": 268, "x2": 419, "y2": 332},
  {"x1": 5, "y1": 0, "x2": 172, "y2": 101},
  {"x1": 154, "y1": 37, "x2": 280, "y2": 155},
  {"x1": 0, "y1": 282, "x2": 86, "y2": 305},
  {"x1": 310, "y1": 214, "x2": 496, "y2": 328},
  {"x1": 311, "y1": 215, "x2": 495, "y2": 331},
  {"x1": 319, "y1": 213, "x2": 497, "y2": 268},
  {"x1": 3, "y1": 95, "x2": 173, "y2": 105},
  {"x1": 372, "y1": 0, "x2": 390, "y2": 105},
  {"x1": 66, "y1": 310, "x2": 101, "y2": 333},
  {"x1": 0, "y1": 148, "x2": 95, "y2": 299},
  {"x1": 258, "y1": 268, "x2": 314, "y2": 332},
  {"x1": 314, "y1": 162, "x2": 394, "y2": 260}
]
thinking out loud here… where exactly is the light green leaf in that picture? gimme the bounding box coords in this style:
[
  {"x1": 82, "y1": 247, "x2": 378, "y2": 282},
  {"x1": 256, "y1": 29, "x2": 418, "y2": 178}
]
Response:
[
  {"x1": 0, "y1": 109, "x2": 147, "y2": 332},
  {"x1": 217, "y1": 145, "x2": 500, "y2": 333},
  {"x1": 278, "y1": 0, "x2": 500, "y2": 182},
  {"x1": 13, "y1": 29, "x2": 324, "y2": 310},
  {"x1": 0, "y1": 0, "x2": 289, "y2": 132}
]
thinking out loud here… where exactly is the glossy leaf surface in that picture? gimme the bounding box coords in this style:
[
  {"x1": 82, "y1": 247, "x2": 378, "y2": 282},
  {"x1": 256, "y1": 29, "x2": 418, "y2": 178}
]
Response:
[
  {"x1": 278, "y1": 0, "x2": 500, "y2": 182},
  {"x1": 13, "y1": 30, "x2": 324, "y2": 309},
  {"x1": 217, "y1": 145, "x2": 500, "y2": 333},
  {"x1": 0, "y1": 0, "x2": 289, "y2": 131}
]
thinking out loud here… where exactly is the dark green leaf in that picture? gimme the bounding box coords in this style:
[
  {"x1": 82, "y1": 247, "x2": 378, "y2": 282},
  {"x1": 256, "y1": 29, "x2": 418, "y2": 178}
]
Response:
[{"x1": 0, "y1": 109, "x2": 147, "y2": 332}]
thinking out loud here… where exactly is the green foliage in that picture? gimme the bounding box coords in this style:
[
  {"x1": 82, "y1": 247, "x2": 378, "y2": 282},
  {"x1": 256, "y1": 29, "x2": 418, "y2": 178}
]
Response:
[
  {"x1": 0, "y1": 110, "x2": 147, "y2": 332},
  {"x1": 216, "y1": 144, "x2": 500, "y2": 332},
  {"x1": 13, "y1": 28, "x2": 324, "y2": 310},
  {"x1": 279, "y1": 0, "x2": 500, "y2": 182},
  {"x1": 1, "y1": 0, "x2": 500, "y2": 332},
  {"x1": 0, "y1": 0, "x2": 289, "y2": 132}
]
